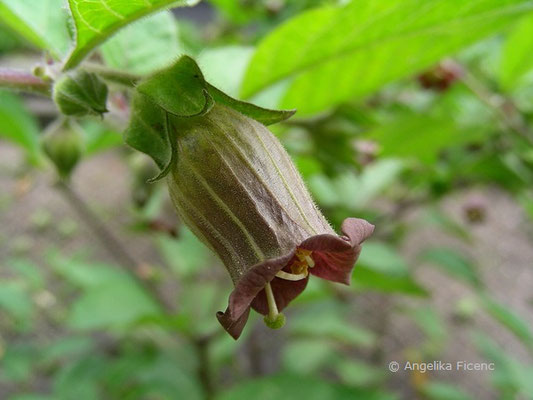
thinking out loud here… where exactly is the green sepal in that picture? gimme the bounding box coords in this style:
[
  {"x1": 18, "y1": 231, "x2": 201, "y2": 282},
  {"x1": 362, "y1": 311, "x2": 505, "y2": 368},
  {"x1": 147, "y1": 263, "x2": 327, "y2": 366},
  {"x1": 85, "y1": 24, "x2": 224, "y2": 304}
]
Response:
[
  {"x1": 136, "y1": 56, "x2": 210, "y2": 117},
  {"x1": 206, "y1": 83, "x2": 295, "y2": 125},
  {"x1": 125, "y1": 55, "x2": 296, "y2": 179},
  {"x1": 41, "y1": 119, "x2": 84, "y2": 180},
  {"x1": 53, "y1": 70, "x2": 108, "y2": 117},
  {"x1": 125, "y1": 92, "x2": 170, "y2": 170}
]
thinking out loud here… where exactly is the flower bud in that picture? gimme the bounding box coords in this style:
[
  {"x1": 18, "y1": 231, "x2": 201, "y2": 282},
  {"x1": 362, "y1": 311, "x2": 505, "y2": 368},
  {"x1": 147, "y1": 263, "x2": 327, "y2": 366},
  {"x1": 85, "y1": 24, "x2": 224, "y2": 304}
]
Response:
[
  {"x1": 41, "y1": 120, "x2": 83, "y2": 179},
  {"x1": 53, "y1": 70, "x2": 108, "y2": 116},
  {"x1": 126, "y1": 56, "x2": 374, "y2": 339}
]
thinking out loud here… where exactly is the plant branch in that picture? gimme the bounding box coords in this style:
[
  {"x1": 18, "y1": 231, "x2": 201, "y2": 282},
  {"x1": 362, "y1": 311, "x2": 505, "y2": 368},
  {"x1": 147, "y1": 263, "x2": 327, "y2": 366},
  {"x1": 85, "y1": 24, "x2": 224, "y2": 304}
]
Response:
[
  {"x1": 55, "y1": 179, "x2": 175, "y2": 313},
  {"x1": 0, "y1": 68, "x2": 51, "y2": 96},
  {"x1": 84, "y1": 63, "x2": 141, "y2": 87},
  {"x1": 193, "y1": 334, "x2": 216, "y2": 399}
]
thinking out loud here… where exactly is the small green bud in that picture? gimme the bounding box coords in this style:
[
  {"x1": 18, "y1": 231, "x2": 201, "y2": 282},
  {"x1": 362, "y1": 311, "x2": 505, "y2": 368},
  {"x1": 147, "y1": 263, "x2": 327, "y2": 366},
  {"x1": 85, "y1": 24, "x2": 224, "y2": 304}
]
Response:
[
  {"x1": 264, "y1": 313, "x2": 286, "y2": 330},
  {"x1": 53, "y1": 70, "x2": 108, "y2": 117},
  {"x1": 42, "y1": 120, "x2": 83, "y2": 179}
]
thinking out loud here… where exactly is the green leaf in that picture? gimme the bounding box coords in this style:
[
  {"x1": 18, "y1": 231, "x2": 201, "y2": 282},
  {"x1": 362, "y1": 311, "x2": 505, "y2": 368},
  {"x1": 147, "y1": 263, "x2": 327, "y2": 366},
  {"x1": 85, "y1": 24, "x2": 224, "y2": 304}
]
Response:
[
  {"x1": 289, "y1": 303, "x2": 376, "y2": 347},
  {"x1": 8, "y1": 395, "x2": 54, "y2": 400},
  {"x1": 408, "y1": 306, "x2": 447, "y2": 343},
  {"x1": 357, "y1": 242, "x2": 409, "y2": 275},
  {"x1": 499, "y1": 13, "x2": 533, "y2": 90},
  {"x1": 354, "y1": 242, "x2": 428, "y2": 296},
  {"x1": 0, "y1": 0, "x2": 70, "y2": 57},
  {"x1": 64, "y1": 0, "x2": 198, "y2": 69},
  {"x1": 243, "y1": 0, "x2": 533, "y2": 114},
  {"x1": 473, "y1": 332, "x2": 533, "y2": 397},
  {"x1": 40, "y1": 336, "x2": 94, "y2": 365},
  {"x1": 421, "y1": 248, "x2": 480, "y2": 287},
  {"x1": 215, "y1": 375, "x2": 397, "y2": 400},
  {"x1": 52, "y1": 354, "x2": 105, "y2": 399},
  {"x1": 481, "y1": 295, "x2": 533, "y2": 351},
  {"x1": 336, "y1": 360, "x2": 386, "y2": 387},
  {"x1": 198, "y1": 46, "x2": 254, "y2": 97},
  {"x1": 367, "y1": 116, "x2": 485, "y2": 165},
  {"x1": 156, "y1": 227, "x2": 211, "y2": 278},
  {"x1": 67, "y1": 278, "x2": 160, "y2": 331},
  {"x1": 101, "y1": 11, "x2": 182, "y2": 75},
  {"x1": 0, "y1": 343, "x2": 38, "y2": 383},
  {"x1": 7, "y1": 258, "x2": 44, "y2": 289},
  {"x1": 0, "y1": 281, "x2": 33, "y2": 328},
  {"x1": 308, "y1": 160, "x2": 404, "y2": 209},
  {"x1": 282, "y1": 339, "x2": 337, "y2": 374},
  {"x1": 48, "y1": 253, "x2": 161, "y2": 330},
  {"x1": 353, "y1": 267, "x2": 428, "y2": 296},
  {"x1": 0, "y1": 90, "x2": 41, "y2": 164},
  {"x1": 420, "y1": 382, "x2": 474, "y2": 400},
  {"x1": 79, "y1": 120, "x2": 122, "y2": 156}
]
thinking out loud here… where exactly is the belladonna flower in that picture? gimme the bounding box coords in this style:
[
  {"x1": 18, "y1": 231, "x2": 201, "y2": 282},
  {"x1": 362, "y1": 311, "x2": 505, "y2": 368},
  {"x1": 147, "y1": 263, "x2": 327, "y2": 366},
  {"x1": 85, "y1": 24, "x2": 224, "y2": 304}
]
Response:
[{"x1": 125, "y1": 56, "x2": 374, "y2": 339}]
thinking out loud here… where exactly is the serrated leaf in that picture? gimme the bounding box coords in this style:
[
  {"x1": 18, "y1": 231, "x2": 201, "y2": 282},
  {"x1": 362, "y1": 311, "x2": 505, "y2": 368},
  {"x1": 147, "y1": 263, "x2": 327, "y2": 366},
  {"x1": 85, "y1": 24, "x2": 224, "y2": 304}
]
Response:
[
  {"x1": 64, "y1": 0, "x2": 199, "y2": 69},
  {"x1": 499, "y1": 12, "x2": 533, "y2": 90},
  {"x1": 101, "y1": 11, "x2": 182, "y2": 75},
  {"x1": 243, "y1": 0, "x2": 533, "y2": 114},
  {"x1": 0, "y1": 0, "x2": 70, "y2": 57}
]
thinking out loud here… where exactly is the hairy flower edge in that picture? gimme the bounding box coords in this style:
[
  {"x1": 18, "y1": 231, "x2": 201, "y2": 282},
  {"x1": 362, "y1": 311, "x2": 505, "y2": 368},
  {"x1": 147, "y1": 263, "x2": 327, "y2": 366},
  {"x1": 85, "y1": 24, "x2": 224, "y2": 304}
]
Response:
[{"x1": 216, "y1": 218, "x2": 374, "y2": 339}]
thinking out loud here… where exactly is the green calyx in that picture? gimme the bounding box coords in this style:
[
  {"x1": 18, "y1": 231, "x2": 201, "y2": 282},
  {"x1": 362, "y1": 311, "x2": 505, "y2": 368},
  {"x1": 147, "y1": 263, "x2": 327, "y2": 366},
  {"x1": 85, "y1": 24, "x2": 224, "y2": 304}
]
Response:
[
  {"x1": 41, "y1": 120, "x2": 83, "y2": 180},
  {"x1": 125, "y1": 55, "x2": 295, "y2": 180},
  {"x1": 53, "y1": 70, "x2": 108, "y2": 117}
]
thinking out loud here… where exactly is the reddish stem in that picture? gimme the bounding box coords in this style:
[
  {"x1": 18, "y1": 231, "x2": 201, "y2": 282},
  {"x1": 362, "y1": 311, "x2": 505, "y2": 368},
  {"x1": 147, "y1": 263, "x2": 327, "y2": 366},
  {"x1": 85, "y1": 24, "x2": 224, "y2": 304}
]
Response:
[{"x1": 0, "y1": 68, "x2": 51, "y2": 96}]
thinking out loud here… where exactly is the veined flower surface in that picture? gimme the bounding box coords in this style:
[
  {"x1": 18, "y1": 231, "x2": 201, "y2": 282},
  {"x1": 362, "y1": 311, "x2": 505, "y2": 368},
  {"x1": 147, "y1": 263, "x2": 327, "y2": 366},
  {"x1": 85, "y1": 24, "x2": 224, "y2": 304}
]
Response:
[{"x1": 126, "y1": 56, "x2": 374, "y2": 339}]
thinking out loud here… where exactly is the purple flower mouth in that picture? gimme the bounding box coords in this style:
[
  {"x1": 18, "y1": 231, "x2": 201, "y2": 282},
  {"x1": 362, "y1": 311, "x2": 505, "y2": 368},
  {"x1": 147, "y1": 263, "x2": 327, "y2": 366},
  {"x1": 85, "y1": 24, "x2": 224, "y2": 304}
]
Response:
[{"x1": 217, "y1": 218, "x2": 374, "y2": 339}]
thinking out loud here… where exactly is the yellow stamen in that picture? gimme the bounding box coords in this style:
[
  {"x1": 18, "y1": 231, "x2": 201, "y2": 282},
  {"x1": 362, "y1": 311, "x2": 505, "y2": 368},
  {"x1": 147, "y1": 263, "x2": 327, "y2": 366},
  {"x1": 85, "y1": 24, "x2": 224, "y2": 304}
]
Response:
[{"x1": 275, "y1": 249, "x2": 315, "y2": 281}]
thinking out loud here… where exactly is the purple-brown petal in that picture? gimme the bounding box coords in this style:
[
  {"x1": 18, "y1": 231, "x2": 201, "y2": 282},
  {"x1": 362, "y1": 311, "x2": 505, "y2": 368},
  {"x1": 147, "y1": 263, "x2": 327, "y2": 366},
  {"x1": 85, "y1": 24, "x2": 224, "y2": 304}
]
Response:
[
  {"x1": 303, "y1": 218, "x2": 374, "y2": 284},
  {"x1": 216, "y1": 251, "x2": 295, "y2": 339},
  {"x1": 216, "y1": 218, "x2": 374, "y2": 339},
  {"x1": 251, "y1": 275, "x2": 309, "y2": 315}
]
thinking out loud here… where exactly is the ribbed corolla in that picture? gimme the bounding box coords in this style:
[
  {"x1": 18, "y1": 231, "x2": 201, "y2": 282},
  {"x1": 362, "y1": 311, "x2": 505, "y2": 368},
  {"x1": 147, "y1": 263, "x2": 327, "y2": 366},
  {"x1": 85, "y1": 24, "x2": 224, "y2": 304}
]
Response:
[
  {"x1": 167, "y1": 104, "x2": 334, "y2": 281},
  {"x1": 166, "y1": 103, "x2": 374, "y2": 339}
]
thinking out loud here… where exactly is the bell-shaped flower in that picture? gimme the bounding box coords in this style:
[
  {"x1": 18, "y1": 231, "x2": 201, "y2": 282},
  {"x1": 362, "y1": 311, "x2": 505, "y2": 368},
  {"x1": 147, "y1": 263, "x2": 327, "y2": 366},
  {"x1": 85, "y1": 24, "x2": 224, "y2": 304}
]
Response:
[{"x1": 126, "y1": 56, "x2": 374, "y2": 339}]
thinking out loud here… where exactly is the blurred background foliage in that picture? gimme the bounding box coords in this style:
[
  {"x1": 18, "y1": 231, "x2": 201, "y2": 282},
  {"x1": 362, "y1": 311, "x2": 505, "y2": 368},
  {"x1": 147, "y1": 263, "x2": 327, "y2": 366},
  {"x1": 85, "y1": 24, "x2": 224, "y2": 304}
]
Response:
[{"x1": 0, "y1": 0, "x2": 533, "y2": 399}]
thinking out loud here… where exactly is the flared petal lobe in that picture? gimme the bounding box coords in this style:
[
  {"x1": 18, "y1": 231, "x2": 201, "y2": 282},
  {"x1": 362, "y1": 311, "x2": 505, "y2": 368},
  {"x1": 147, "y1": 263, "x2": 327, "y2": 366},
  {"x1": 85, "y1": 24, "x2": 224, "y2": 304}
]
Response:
[{"x1": 217, "y1": 218, "x2": 374, "y2": 339}]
